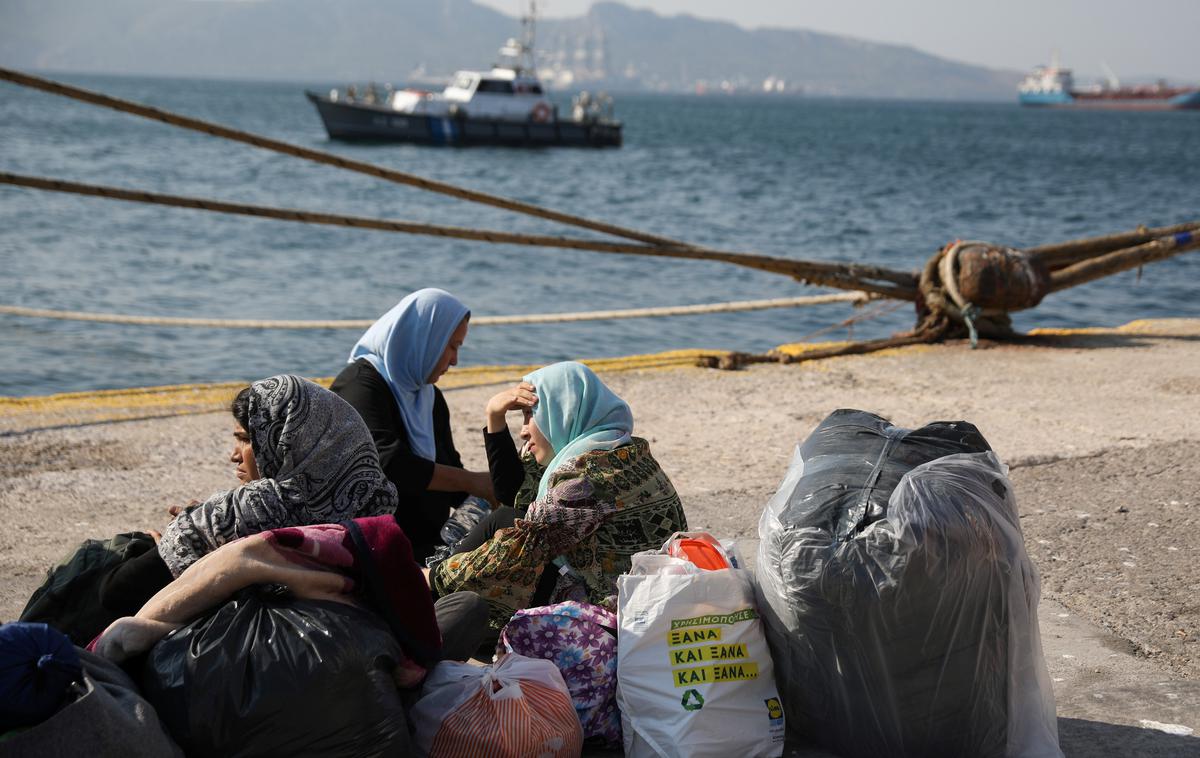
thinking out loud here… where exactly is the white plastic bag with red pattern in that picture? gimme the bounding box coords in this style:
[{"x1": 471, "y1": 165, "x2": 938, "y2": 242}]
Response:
[{"x1": 410, "y1": 653, "x2": 584, "y2": 758}]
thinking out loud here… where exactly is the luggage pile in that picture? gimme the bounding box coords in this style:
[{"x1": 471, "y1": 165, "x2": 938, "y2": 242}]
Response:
[
  {"x1": 2, "y1": 409, "x2": 1063, "y2": 757},
  {"x1": 757, "y1": 409, "x2": 1061, "y2": 758},
  {"x1": 419, "y1": 533, "x2": 786, "y2": 758}
]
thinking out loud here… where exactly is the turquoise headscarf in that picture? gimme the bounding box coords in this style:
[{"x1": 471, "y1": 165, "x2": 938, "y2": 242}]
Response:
[
  {"x1": 524, "y1": 361, "x2": 634, "y2": 500},
  {"x1": 350, "y1": 288, "x2": 470, "y2": 460}
]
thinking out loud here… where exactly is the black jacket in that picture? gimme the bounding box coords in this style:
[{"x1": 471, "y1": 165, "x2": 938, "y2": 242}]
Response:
[{"x1": 330, "y1": 359, "x2": 467, "y2": 559}]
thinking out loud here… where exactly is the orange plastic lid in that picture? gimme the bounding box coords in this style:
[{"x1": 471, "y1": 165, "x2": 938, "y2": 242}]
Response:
[{"x1": 673, "y1": 538, "x2": 731, "y2": 571}]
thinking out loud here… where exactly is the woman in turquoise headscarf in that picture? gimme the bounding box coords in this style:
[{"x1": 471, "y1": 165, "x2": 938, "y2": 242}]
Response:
[
  {"x1": 431, "y1": 361, "x2": 688, "y2": 628},
  {"x1": 331, "y1": 288, "x2": 495, "y2": 561}
]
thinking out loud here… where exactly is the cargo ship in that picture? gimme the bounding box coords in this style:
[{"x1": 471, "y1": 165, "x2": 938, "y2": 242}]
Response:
[{"x1": 1018, "y1": 61, "x2": 1200, "y2": 110}]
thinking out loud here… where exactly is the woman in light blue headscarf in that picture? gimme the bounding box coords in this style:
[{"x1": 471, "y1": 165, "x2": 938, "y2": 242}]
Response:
[
  {"x1": 331, "y1": 288, "x2": 495, "y2": 561},
  {"x1": 521, "y1": 361, "x2": 633, "y2": 499},
  {"x1": 431, "y1": 361, "x2": 688, "y2": 629}
]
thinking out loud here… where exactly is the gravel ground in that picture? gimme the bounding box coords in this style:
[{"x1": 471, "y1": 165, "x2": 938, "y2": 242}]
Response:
[
  {"x1": 1014, "y1": 441, "x2": 1199, "y2": 678},
  {"x1": 1, "y1": 319, "x2": 1198, "y2": 749}
]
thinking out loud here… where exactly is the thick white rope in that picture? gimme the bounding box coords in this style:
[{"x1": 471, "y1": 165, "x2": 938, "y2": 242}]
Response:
[{"x1": 0, "y1": 293, "x2": 869, "y2": 330}]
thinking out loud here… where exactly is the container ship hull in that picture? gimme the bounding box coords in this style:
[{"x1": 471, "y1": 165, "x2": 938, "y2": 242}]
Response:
[{"x1": 1019, "y1": 89, "x2": 1200, "y2": 110}]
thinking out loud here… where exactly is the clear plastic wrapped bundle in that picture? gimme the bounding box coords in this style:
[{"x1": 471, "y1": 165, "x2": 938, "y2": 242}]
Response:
[{"x1": 756, "y1": 409, "x2": 1061, "y2": 758}]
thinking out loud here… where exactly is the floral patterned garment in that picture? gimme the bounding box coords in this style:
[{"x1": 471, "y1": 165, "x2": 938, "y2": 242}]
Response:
[
  {"x1": 511, "y1": 453, "x2": 544, "y2": 516},
  {"x1": 497, "y1": 602, "x2": 621, "y2": 746},
  {"x1": 431, "y1": 437, "x2": 687, "y2": 628}
]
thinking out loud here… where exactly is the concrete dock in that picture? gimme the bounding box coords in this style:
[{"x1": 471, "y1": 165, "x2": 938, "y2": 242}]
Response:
[{"x1": 2, "y1": 320, "x2": 1198, "y2": 756}]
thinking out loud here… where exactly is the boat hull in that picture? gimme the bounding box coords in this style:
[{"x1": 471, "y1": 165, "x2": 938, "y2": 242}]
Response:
[
  {"x1": 305, "y1": 92, "x2": 621, "y2": 147},
  {"x1": 1019, "y1": 89, "x2": 1200, "y2": 110}
]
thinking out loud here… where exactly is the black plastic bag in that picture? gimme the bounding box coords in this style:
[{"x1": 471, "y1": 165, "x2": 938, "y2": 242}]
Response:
[
  {"x1": 142, "y1": 588, "x2": 411, "y2": 757},
  {"x1": 756, "y1": 410, "x2": 1060, "y2": 758},
  {"x1": 773, "y1": 408, "x2": 991, "y2": 540}
]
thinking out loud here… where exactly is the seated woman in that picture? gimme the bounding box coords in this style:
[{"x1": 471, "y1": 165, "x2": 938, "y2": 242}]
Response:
[
  {"x1": 99, "y1": 374, "x2": 399, "y2": 616},
  {"x1": 330, "y1": 288, "x2": 494, "y2": 562},
  {"x1": 431, "y1": 361, "x2": 689, "y2": 628}
]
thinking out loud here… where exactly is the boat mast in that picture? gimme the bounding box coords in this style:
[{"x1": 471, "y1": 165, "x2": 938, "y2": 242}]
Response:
[
  {"x1": 498, "y1": 1, "x2": 538, "y2": 75},
  {"x1": 519, "y1": 1, "x2": 537, "y2": 75}
]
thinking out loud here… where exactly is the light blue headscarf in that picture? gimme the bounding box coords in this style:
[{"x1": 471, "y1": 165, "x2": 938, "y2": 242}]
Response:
[
  {"x1": 350, "y1": 288, "x2": 470, "y2": 460},
  {"x1": 524, "y1": 361, "x2": 634, "y2": 500}
]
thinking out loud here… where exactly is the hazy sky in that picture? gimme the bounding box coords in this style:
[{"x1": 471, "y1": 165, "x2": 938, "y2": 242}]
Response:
[{"x1": 480, "y1": 0, "x2": 1200, "y2": 80}]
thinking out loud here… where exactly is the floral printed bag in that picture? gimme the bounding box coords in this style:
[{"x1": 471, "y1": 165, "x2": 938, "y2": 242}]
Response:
[{"x1": 497, "y1": 601, "x2": 622, "y2": 746}]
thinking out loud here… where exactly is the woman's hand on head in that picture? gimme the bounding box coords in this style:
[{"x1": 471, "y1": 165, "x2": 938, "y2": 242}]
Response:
[{"x1": 485, "y1": 383, "x2": 537, "y2": 433}]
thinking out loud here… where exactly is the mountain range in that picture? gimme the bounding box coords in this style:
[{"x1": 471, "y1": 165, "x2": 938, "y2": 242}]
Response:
[{"x1": 1, "y1": 0, "x2": 1023, "y2": 100}]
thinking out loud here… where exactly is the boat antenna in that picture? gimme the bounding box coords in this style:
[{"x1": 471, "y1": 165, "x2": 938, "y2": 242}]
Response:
[
  {"x1": 520, "y1": 1, "x2": 537, "y2": 74},
  {"x1": 498, "y1": 0, "x2": 537, "y2": 74}
]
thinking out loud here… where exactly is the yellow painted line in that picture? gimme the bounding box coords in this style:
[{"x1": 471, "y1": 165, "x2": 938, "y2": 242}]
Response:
[
  {"x1": 0, "y1": 348, "x2": 733, "y2": 433},
  {"x1": 1029, "y1": 318, "x2": 1200, "y2": 338},
  {"x1": 5, "y1": 318, "x2": 1195, "y2": 434}
]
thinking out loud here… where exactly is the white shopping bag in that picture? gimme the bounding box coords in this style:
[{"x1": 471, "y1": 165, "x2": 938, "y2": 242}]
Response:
[
  {"x1": 410, "y1": 653, "x2": 584, "y2": 758},
  {"x1": 616, "y1": 533, "x2": 785, "y2": 758}
]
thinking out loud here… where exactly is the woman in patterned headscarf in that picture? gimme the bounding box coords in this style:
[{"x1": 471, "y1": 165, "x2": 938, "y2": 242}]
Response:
[
  {"x1": 330, "y1": 288, "x2": 495, "y2": 561},
  {"x1": 99, "y1": 375, "x2": 399, "y2": 614},
  {"x1": 431, "y1": 361, "x2": 689, "y2": 629}
]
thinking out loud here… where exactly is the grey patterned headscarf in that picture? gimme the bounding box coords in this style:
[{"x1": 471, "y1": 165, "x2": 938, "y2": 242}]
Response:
[{"x1": 158, "y1": 375, "x2": 399, "y2": 576}]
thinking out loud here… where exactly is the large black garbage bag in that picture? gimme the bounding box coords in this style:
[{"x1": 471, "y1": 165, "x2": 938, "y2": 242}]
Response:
[
  {"x1": 141, "y1": 588, "x2": 411, "y2": 758},
  {"x1": 756, "y1": 409, "x2": 1060, "y2": 758}
]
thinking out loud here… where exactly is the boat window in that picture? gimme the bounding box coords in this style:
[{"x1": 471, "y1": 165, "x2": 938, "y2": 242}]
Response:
[
  {"x1": 530, "y1": 84, "x2": 543, "y2": 95},
  {"x1": 476, "y1": 79, "x2": 514, "y2": 94}
]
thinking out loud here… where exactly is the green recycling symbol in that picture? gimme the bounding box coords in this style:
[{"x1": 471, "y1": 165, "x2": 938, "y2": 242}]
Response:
[{"x1": 681, "y1": 689, "x2": 705, "y2": 711}]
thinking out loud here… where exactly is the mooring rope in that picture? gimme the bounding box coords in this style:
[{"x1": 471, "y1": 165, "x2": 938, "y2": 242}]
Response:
[
  {"x1": 791, "y1": 298, "x2": 910, "y2": 343},
  {"x1": 935, "y1": 240, "x2": 1008, "y2": 348},
  {"x1": 1027, "y1": 221, "x2": 1200, "y2": 269},
  {"x1": 913, "y1": 230, "x2": 1200, "y2": 347},
  {"x1": 0, "y1": 67, "x2": 686, "y2": 250},
  {"x1": 0, "y1": 293, "x2": 868, "y2": 330},
  {"x1": 1048, "y1": 230, "x2": 1200, "y2": 292},
  {"x1": 0, "y1": 171, "x2": 919, "y2": 300},
  {"x1": 0, "y1": 68, "x2": 922, "y2": 299}
]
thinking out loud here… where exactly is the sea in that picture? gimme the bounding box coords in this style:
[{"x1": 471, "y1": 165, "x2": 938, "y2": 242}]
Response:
[{"x1": 2, "y1": 73, "x2": 1198, "y2": 396}]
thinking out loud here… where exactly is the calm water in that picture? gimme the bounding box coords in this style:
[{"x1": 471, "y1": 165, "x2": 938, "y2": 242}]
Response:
[{"x1": 1, "y1": 74, "x2": 1198, "y2": 395}]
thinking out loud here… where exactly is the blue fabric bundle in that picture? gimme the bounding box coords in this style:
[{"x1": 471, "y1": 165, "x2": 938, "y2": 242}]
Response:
[{"x1": 0, "y1": 622, "x2": 82, "y2": 732}]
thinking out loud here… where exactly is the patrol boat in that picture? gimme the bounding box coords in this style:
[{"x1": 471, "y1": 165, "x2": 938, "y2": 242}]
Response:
[{"x1": 305, "y1": 3, "x2": 621, "y2": 147}]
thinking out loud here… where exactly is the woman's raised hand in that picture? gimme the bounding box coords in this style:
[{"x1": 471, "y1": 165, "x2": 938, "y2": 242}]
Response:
[{"x1": 486, "y1": 382, "x2": 537, "y2": 433}]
